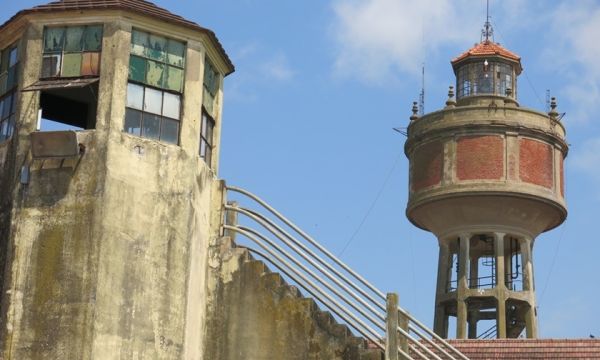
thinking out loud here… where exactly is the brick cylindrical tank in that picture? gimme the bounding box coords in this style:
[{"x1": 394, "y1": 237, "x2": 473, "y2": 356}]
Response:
[{"x1": 404, "y1": 38, "x2": 568, "y2": 340}]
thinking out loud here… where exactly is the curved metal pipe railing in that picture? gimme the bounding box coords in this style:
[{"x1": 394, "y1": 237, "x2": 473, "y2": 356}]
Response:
[
  {"x1": 224, "y1": 227, "x2": 385, "y2": 349},
  {"x1": 223, "y1": 185, "x2": 469, "y2": 360}
]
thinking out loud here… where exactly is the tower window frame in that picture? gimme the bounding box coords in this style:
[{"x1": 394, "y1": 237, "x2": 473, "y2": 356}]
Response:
[
  {"x1": 124, "y1": 83, "x2": 181, "y2": 145},
  {"x1": 202, "y1": 57, "x2": 220, "y2": 117},
  {"x1": 0, "y1": 43, "x2": 19, "y2": 143},
  {"x1": 199, "y1": 109, "x2": 215, "y2": 167},
  {"x1": 456, "y1": 60, "x2": 515, "y2": 99},
  {"x1": 124, "y1": 29, "x2": 186, "y2": 144},
  {"x1": 41, "y1": 25, "x2": 103, "y2": 79}
]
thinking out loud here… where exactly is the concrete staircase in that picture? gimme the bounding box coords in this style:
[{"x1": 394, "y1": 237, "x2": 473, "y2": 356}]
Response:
[{"x1": 204, "y1": 236, "x2": 384, "y2": 360}]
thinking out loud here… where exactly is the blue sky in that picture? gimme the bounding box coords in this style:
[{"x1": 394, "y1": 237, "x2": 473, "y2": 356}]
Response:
[{"x1": 3, "y1": 0, "x2": 600, "y2": 339}]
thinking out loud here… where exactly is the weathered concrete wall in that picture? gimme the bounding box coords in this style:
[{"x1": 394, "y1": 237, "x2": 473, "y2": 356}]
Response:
[
  {"x1": 0, "y1": 13, "x2": 226, "y2": 360},
  {"x1": 204, "y1": 239, "x2": 382, "y2": 360}
]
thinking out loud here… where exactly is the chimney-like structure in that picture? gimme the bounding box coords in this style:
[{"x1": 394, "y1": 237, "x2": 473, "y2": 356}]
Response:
[{"x1": 404, "y1": 35, "x2": 568, "y2": 339}]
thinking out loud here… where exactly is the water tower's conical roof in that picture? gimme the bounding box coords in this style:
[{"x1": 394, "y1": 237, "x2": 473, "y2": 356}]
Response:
[{"x1": 452, "y1": 40, "x2": 522, "y2": 74}]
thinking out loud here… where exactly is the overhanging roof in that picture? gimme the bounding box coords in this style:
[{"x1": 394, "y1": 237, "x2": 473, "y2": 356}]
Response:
[{"x1": 22, "y1": 77, "x2": 99, "y2": 92}]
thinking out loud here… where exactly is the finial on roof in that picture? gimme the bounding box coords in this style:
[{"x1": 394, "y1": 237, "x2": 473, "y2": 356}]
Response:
[
  {"x1": 410, "y1": 102, "x2": 419, "y2": 121},
  {"x1": 481, "y1": 0, "x2": 494, "y2": 43},
  {"x1": 549, "y1": 97, "x2": 559, "y2": 118},
  {"x1": 445, "y1": 86, "x2": 456, "y2": 108}
]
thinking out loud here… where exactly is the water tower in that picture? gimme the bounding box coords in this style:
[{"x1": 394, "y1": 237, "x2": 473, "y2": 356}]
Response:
[{"x1": 404, "y1": 20, "x2": 568, "y2": 339}]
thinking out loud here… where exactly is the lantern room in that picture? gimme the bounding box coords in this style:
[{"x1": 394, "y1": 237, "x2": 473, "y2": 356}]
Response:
[{"x1": 451, "y1": 40, "x2": 522, "y2": 101}]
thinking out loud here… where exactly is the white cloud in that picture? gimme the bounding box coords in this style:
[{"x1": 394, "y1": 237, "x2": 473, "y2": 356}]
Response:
[
  {"x1": 331, "y1": 0, "x2": 481, "y2": 84},
  {"x1": 572, "y1": 138, "x2": 600, "y2": 177},
  {"x1": 260, "y1": 53, "x2": 294, "y2": 81},
  {"x1": 547, "y1": 1, "x2": 600, "y2": 124}
]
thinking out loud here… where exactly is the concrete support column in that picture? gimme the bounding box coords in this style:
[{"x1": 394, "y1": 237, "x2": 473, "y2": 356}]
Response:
[
  {"x1": 467, "y1": 310, "x2": 478, "y2": 339},
  {"x1": 434, "y1": 241, "x2": 450, "y2": 337},
  {"x1": 520, "y1": 237, "x2": 538, "y2": 338},
  {"x1": 224, "y1": 201, "x2": 238, "y2": 240},
  {"x1": 456, "y1": 233, "x2": 470, "y2": 339},
  {"x1": 494, "y1": 233, "x2": 507, "y2": 338},
  {"x1": 385, "y1": 293, "x2": 399, "y2": 360},
  {"x1": 469, "y1": 257, "x2": 479, "y2": 289}
]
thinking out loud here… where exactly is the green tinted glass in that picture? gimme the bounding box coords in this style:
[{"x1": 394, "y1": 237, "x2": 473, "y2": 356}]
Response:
[
  {"x1": 166, "y1": 40, "x2": 185, "y2": 67},
  {"x1": 146, "y1": 60, "x2": 165, "y2": 88},
  {"x1": 146, "y1": 34, "x2": 166, "y2": 62},
  {"x1": 131, "y1": 30, "x2": 148, "y2": 57},
  {"x1": 65, "y1": 27, "x2": 84, "y2": 52},
  {"x1": 203, "y1": 88, "x2": 214, "y2": 115},
  {"x1": 44, "y1": 27, "x2": 65, "y2": 53},
  {"x1": 165, "y1": 66, "x2": 183, "y2": 92},
  {"x1": 129, "y1": 56, "x2": 146, "y2": 83},
  {"x1": 62, "y1": 53, "x2": 82, "y2": 77},
  {"x1": 83, "y1": 25, "x2": 103, "y2": 51}
]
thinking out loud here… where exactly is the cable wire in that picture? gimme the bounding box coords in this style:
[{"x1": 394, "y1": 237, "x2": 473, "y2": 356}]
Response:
[{"x1": 338, "y1": 150, "x2": 403, "y2": 256}]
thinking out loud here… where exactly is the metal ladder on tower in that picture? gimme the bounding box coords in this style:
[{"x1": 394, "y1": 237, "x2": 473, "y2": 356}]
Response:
[{"x1": 221, "y1": 185, "x2": 470, "y2": 360}]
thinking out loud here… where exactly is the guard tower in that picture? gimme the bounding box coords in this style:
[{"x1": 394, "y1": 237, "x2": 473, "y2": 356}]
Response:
[
  {"x1": 0, "y1": 1, "x2": 233, "y2": 358},
  {"x1": 404, "y1": 20, "x2": 568, "y2": 339}
]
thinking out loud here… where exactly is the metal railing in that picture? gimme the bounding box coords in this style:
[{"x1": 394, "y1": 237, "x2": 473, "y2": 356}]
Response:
[{"x1": 221, "y1": 185, "x2": 469, "y2": 360}]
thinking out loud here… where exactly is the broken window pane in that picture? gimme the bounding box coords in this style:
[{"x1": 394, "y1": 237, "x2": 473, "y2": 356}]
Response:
[
  {"x1": 167, "y1": 40, "x2": 185, "y2": 67},
  {"x1": 62, "y1": 53, "x2": 82, "y2": 77},
  {"x1": 65, "y1": 26, "x2": 84, "y2": 52},
  {"x1": 162, "y1": 92, "x2": 180, "y2": 119},
  {"x1": 144, "y1": 87, "x2": 162, "y2": 115},
  {"x1": 42, "y1": 55, "x2": 61, "y2": 78},
  {"x1": 124, "y1": 108, "x2": 142, "y2": 136},
  {"x1": 83, "y1": 25, "x2": 103, "y2": 51},
  {"x1": 129, "y1": 55, "x2": 146, "y2": 83},
  {"x1": 146, "y1": 60, "x2": 165, "y2": 88},
  {"x1": 81, "y1": 52, "x2": 100, "y2": 76},
  {"x1": 146, "y1": 34, "x2": 167, "y2": 62},
  {"x1": 161, "y1": 118, "x2": 179, "y2": 144},
  {"x1": 142, "y1": 113, "x2": 160, "y2": 140},
  {"x1": 44, "y1": 27, "x2": 65, "y2": 53},
  {"x1": 127, "y1": 83, "x2": 144, "y2": 110},
  {"x1": 165, "y1": 66, "x2": 183, "y2": 92}
]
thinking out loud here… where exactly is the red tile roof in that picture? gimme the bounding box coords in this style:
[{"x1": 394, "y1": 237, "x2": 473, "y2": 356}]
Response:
[
  {"x1": 0, "y1": 0, "x2": 234, "y2": 75},
  {"x1": 446, "y1": 339, "x2": 600, "y2": 359},
  {"x1": 452, "y1": 40, "x2": 521, "y2": 70}
]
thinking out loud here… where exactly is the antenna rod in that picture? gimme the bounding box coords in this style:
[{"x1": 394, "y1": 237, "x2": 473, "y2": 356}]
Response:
[{"x1": 419, "y1": 63, "x2": 425, "y2": 116}]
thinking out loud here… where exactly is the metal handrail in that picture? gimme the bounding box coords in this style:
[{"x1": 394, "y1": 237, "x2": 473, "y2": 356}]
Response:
[
  {"x1": 224, "y1": 185, "x2": 469, "y2": 360},
  {"x1": 225, "y1": 205, "x2": 386, "y2": 317},
  {"x1": 225, "y1": 227, "x2": 385, "y2": 349},
  {"x1": 226, "y1": 186, "x2": 386, "y2": 299}
]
